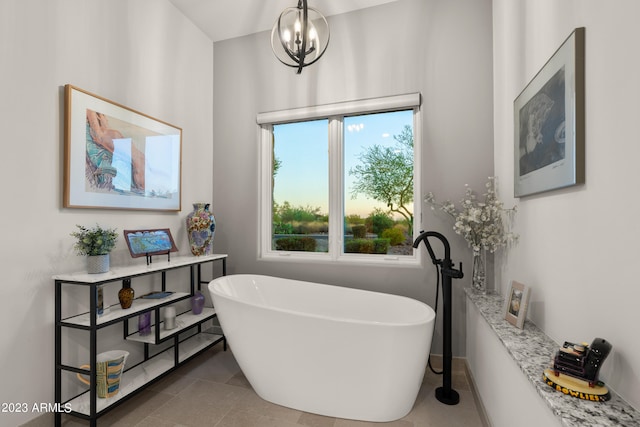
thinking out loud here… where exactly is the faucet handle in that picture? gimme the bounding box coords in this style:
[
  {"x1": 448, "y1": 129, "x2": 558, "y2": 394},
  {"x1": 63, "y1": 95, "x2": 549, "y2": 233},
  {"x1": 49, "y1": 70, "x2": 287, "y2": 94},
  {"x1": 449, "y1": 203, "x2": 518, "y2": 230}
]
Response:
[
  {"x1": 442, "y1": 262, "x2": 464, "y2": 279},
  {"x1": 456, "y1": 262, "x2": 464, "y2": 279}
]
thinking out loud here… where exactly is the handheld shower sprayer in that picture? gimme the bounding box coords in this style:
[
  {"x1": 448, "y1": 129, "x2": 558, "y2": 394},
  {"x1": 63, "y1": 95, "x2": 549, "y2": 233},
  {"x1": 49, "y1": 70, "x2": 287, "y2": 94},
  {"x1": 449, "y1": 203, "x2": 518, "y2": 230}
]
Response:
[{"x1": 413, "y1": 230, "x2": 463, "y2": 405}]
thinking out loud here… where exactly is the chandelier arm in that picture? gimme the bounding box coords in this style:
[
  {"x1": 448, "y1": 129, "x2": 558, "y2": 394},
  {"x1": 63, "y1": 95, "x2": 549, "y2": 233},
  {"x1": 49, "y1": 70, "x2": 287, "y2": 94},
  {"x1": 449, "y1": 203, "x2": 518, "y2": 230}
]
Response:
[
  {"x1": 296, "y1": 11, "x2": 329, "y2": 67},
  {"x1": 296, "y1": 0, "x2": 309, "y2": 74}
]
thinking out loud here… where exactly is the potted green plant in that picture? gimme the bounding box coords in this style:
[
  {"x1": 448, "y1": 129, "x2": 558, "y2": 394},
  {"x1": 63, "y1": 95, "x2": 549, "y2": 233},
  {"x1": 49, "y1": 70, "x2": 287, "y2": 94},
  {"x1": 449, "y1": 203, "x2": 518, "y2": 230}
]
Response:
[{"x1": 71, "y1": 224, "x2": 118, "y2": 273}]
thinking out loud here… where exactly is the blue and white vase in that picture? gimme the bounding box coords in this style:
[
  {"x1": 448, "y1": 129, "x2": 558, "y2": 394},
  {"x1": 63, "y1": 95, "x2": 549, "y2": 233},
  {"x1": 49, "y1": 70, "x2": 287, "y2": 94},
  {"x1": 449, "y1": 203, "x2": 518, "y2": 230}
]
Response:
[{"x1": 186, "y1": 203, "x2": 216, "y2": 256}]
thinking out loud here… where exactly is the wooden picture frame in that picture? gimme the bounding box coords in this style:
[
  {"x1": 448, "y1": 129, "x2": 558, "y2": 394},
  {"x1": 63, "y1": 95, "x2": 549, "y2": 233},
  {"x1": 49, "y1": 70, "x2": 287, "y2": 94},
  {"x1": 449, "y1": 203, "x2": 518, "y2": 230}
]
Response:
[
  {"x1": 514, "y1": 27, "x2": 585, "y2": 197},
  {"x1": 504, "y1": 280, "x2": 531, "y2": 329},
  {"x1": 64, "y1": 84, "x2": 182, "y2": 211},
  {"x1": 123, "y1": 229, "x2": 178, "y2": 258}
]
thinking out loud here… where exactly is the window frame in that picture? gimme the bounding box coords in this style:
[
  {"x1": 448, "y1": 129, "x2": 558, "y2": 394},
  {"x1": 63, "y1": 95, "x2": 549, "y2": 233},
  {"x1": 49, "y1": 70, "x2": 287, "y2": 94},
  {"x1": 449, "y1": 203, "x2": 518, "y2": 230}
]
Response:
[{"x1": 258, "y1": 93, "x2": 422, "y2": 266}]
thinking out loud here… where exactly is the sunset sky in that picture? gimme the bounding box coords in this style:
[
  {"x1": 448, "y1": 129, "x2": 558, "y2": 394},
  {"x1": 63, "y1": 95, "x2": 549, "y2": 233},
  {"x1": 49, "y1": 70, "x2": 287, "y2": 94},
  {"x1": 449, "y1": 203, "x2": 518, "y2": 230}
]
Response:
[{"x1": 273, "y1": 109, "x2": 413, "y2": 218}]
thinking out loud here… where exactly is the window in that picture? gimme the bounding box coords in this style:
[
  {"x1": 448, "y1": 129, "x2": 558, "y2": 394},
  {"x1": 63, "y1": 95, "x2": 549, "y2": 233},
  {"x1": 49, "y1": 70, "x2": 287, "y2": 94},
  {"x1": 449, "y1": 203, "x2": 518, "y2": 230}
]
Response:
[
  {"x1": 272, "y1": 119, "x2": 330, "y2": 253},
  {"x1": 258, "y1": 94, "x2": 421, "y2": 264}
]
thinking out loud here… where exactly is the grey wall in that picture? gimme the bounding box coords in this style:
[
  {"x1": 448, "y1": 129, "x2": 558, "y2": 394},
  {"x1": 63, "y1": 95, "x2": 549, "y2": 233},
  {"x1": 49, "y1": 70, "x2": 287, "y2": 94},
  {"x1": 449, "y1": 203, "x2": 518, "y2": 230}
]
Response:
[{"x1": 212, "y1": 0, "x2": 494, "y2": 356}]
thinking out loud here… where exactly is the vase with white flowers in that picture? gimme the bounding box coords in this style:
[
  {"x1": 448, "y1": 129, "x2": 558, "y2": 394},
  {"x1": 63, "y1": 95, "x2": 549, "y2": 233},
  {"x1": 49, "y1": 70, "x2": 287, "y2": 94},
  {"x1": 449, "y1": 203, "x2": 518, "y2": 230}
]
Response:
[
  {"x1": 424, "y1": 177, "x2": 518, "y2": 293},
  {"x1": 71, "y1": 224, "x2": 118, "y2": 274}
]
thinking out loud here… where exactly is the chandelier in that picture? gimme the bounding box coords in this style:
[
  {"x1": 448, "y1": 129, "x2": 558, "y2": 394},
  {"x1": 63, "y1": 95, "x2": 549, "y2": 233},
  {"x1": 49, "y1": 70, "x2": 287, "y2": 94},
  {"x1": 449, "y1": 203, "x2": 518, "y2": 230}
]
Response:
[{"x1": 271, "y1": 0, "x2": 330, "y2": 74}]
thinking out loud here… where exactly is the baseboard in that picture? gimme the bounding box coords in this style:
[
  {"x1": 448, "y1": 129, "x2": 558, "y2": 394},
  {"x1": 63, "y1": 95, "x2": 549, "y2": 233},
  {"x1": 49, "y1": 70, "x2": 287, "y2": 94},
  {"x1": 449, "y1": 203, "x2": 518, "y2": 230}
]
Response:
[
  {"x1": 428, "y1": 353, "x2": 491, "y2": 427},
  {"x1": 464, "y1": 358, "x2": 491, "y2": 427}
]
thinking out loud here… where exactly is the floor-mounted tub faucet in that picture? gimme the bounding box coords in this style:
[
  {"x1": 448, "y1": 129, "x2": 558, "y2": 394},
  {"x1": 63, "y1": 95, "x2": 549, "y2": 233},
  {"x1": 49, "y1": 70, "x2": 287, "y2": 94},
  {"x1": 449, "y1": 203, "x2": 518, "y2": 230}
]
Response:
[{"x1": 413, "y1": 230, "x2": 463, "y2": 405}]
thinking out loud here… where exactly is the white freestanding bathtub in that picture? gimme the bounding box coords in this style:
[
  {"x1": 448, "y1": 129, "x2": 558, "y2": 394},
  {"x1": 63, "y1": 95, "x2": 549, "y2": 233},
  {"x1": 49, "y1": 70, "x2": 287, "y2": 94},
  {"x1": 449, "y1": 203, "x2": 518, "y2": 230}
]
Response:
[{"x1": 208, "y1": 274, "x2": 435, "y2": 422}]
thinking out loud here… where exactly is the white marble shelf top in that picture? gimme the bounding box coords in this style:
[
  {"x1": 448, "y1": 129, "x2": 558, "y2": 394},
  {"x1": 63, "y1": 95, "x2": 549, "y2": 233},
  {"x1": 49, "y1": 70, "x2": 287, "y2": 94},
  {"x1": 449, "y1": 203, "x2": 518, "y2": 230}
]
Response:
[
  {"x1": 465, "y1": 288, "x2": 640, "y2": 427},
  {"x1": 52, "y1": 254, "x2": 227, "y2": 283}
]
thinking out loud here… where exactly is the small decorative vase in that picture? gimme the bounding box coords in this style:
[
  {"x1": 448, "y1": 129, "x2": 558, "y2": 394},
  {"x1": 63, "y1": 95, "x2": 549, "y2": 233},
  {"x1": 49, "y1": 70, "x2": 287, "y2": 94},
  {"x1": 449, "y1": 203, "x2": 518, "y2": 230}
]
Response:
[
  {"x1": 164, "y1": 306, "x2": 176, "y2": 330},
  {"x1": 472, "y1": 249, "x2": 487, "y2": 293},
  {"x1": 186, "y1": 203, "x2": 216, "y2": 256},
  {"x1": 191, "y1": 291, "x2": 205, "y2": 315},
  {"x1": 87, "y1": 254, "x2": 110, "y2": 274},
  {"x1": 138, "y1": 312, "x2": 151, "y2": 336},
  {"x1": 118, "y1": 283, "x2": 134, "y2": 309}
]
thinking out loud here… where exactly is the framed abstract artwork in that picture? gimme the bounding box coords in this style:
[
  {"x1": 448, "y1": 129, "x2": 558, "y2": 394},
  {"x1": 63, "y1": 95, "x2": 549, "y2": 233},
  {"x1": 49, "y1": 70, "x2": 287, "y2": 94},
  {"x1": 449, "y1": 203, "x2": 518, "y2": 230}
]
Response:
[
  {"x1": 64, "y1": 84, "x2": 182, "y2": 211},
  {"x1": 514, "y1": 27, "x2": 585, "y2": 197}
]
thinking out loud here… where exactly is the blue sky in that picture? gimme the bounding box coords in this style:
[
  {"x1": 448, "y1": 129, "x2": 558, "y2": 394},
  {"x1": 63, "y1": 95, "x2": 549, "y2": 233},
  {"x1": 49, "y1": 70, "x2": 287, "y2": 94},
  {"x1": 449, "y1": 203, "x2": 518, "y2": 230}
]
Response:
[{"x1": 273, "y1": 110, "x2": 413, "y2": 218}]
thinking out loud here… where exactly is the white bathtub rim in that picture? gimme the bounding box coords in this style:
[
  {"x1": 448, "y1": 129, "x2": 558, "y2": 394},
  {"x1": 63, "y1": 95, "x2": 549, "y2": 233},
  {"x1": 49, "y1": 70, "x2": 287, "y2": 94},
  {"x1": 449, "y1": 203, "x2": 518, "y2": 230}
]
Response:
[{"x1": 208, "y1": 274, "x2": 436, "y2": 327}]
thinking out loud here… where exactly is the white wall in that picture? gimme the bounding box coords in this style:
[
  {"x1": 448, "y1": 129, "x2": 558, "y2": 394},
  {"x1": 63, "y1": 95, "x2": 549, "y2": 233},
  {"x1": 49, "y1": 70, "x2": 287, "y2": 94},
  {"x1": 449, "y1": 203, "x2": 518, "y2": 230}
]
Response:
[
  {"x1": 493, "y1": 0, "x2": 640, "y2": 410},
  {"x1": 212, "y1": 0, "x2": 494, "y2": 358},
  {"x1": 0, "y1": 1, "x2": 213, "y2": 425},
  {"x1": 466, "y1": 301, "x2": 561, "y2": 427}
]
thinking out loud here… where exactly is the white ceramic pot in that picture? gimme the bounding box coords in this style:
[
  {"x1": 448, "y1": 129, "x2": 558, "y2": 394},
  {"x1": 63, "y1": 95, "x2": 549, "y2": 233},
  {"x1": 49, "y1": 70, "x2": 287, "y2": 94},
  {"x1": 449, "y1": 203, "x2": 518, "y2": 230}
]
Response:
[{"x1": 87, "y1": 254, "x2": 110, "y2": 274}]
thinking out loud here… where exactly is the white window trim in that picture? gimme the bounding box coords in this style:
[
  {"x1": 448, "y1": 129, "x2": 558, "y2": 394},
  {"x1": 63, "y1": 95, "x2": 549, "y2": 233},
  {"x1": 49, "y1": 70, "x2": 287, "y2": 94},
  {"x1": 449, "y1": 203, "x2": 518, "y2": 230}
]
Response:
[
  {"x1": 258, "y1": 94, "x2": 422, "y2": 266},
  {"x1": 257, "y1": 93, "x2": 420, "y2": 125}
]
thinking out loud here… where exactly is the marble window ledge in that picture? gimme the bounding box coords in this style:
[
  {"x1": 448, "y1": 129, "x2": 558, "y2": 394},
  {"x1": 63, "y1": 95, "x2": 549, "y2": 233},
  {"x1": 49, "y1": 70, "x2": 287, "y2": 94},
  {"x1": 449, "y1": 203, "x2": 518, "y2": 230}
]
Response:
[{"x1": 465, "y1": 288, "x2": 640, "y2": 427}]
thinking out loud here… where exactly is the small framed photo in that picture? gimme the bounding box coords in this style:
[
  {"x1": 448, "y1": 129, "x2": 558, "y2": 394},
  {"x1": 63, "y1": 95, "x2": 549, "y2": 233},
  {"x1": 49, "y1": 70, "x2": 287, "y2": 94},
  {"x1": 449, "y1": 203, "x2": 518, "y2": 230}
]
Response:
[{"x1": 504, "y1": 280, "x2": 531, "y2": 329}]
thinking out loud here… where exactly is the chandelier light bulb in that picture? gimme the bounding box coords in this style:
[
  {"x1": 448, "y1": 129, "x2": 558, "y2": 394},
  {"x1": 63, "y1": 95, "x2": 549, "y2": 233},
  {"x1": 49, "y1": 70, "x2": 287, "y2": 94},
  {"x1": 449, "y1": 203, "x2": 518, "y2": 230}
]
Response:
[
  {"x1": 282, "y1": 29, "x2": 291, "y2": 43},
  {"x1": 308, "y1": 26, "x2": 317, "y2": 50},
  {"x1": 294, "y1": 18, "x2": 302, "y2": 36}
]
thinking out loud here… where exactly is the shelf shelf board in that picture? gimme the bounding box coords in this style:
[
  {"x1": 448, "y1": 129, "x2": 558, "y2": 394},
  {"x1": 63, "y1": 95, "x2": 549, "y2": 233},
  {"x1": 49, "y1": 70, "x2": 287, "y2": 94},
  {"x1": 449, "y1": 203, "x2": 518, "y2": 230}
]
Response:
[
  {"x1": 53, "y1": 254, "x2": 227, "y2": 284},
  {"x1": 126, "y1": 308, "x2": 217, "y2": 344},
  {"x1": 67, "y1": 352, "x2": 173, "y2": 416},
  {"x1": 66, "y1": 332, "x2": 224, "y2": 416},
  {"x1": 178, "y1": 332, "x2": 224, "y2": 363},
  {"x1": 61, "y1": 292, "x2": 190, "y2": 327}
]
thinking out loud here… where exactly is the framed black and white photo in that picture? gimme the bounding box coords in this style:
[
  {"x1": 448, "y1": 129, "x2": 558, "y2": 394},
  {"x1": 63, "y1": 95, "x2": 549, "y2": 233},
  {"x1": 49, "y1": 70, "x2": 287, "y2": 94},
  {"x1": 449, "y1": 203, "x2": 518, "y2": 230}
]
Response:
[
  {"x1": 504, "y1": 280, "x2": 531, "y2": 329},
  {"x1": 514, "y1": 27, "x2": 585, "y2": 197}
]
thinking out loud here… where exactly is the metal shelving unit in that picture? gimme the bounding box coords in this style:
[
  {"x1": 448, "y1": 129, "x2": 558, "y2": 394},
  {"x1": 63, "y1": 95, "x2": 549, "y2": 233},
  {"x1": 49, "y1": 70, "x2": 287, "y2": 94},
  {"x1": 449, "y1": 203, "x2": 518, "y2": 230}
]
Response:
[{"x1": 53, "y1": 254, "x2": 227, "y2": 427}]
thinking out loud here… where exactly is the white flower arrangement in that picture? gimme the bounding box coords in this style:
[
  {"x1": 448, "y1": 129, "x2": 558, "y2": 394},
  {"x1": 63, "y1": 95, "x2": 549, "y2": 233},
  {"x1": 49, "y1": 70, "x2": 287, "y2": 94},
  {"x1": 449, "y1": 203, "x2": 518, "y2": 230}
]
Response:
[{"x1": 424, "y1": 177, "x2": 518, "y2": 255}]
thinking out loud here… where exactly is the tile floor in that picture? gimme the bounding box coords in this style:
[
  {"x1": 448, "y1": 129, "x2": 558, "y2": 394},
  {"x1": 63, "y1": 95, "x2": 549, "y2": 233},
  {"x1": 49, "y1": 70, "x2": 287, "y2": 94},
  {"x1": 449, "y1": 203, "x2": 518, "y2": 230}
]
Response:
[{"x1": 29, "y1": 346, "x2": 486, "y2": 427}]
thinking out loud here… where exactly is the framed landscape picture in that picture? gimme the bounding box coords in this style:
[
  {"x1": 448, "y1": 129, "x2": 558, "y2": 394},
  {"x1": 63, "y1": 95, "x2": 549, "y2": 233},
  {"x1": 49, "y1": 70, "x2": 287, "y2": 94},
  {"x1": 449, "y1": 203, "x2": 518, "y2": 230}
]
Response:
[
  {"x1": 123, "y1": 229, "x2": 178, "y2": 258},
  {"x1": 64, "y1": 84, "x2": 182, "y2": 211},
  {"x1": 514, "y1": 27, "x2": 585, "y2": 197}
]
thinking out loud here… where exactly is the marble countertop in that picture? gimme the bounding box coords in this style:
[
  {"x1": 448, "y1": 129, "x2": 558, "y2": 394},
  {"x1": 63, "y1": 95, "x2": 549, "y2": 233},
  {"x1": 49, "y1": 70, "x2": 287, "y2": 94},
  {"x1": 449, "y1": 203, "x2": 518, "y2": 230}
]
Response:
[{"x1": 465, "y1": 288, "x2": 640, "y2": 427}]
